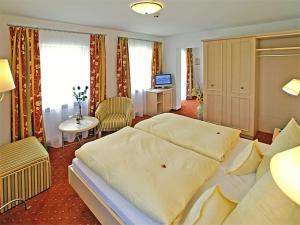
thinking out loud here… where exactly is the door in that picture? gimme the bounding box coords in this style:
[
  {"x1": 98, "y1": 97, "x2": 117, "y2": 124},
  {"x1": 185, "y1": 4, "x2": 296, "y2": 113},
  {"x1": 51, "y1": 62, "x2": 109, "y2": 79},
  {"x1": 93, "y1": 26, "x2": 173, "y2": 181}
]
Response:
[
  {"x1": 226, "y1": 37, "x2": 255, "y2": 135},
  {"x1": 203, "y1": 40, "x2": 226, "y2": 124},
  {"x1": 206, "y1": 92, "x2": 223, "y2": 125},
  {"x1": 163, "y1": 89, "x2": 172, "y2": 112},
  {"x1": 205, "y1": 41, "x2": 223, "y2": 92}
]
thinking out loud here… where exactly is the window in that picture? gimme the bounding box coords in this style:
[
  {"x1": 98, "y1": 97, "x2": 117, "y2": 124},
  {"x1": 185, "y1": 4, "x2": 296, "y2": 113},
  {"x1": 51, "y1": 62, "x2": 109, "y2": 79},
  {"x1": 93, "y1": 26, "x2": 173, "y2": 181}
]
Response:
[
  {"x1": 39, "y1": 30, "x2": 90, "y2": 147},
  {"x1": 128, "y1": 39, "x2": 153, "y2": 116}
]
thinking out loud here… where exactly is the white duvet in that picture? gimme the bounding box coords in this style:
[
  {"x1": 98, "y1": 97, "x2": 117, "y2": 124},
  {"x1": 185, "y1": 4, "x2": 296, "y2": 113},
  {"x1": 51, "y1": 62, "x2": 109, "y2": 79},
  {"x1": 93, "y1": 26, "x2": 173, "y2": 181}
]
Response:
[
  {"x1": 75, "y1": 127, "x2": 219, "y2": 225},
  {"x1": 135, "y1": 113, "x2": 241, "y2": 161}
]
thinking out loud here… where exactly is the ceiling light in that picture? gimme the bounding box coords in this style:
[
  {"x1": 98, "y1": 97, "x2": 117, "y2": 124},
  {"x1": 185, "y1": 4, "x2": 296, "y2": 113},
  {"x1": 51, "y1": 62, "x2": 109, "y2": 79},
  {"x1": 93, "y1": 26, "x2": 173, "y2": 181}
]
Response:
[{"x1": 131, "y1": 1, "x2": 163, "y2": 15}]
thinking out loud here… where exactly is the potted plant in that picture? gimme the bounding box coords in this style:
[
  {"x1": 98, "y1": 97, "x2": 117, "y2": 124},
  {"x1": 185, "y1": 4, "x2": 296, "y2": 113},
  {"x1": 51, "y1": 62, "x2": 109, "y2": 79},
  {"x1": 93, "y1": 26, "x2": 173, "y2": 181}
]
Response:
[
  {"x1": 191, "y1": 86, "x2": 203, "y2": 120},
  {"x1": 73, "y1": 86, "x2": 88, "y2": 122}
]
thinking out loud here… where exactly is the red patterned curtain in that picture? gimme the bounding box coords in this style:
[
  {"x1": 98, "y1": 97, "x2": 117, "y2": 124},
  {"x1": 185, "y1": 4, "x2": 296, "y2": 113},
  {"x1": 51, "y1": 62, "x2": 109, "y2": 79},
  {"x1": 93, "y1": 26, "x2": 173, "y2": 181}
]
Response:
[
  {"x1": 9, "y1": 26, "x2": 45, "y2": 144},
  {"x1": 151, "y1": 42, "x2": 162, "y2": 88},
  {"x1": 89, "y1": 34, "x2": 106, "y2": 116},
  {"x1": 117, "y1": 37, "x2": 131, "y2": 98},
  {"x1": 186, "y1": 48, "x2": 194, "y2": 99}
]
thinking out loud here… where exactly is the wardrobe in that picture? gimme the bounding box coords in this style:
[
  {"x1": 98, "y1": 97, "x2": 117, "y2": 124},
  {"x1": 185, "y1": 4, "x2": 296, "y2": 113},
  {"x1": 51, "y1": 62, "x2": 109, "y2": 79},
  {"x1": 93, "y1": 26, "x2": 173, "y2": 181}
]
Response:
[
  {"x1": 203, "y1": 31, "x2": 300, "y2": 138},
  {"x1": 203, "y1": 37, "x2": 256, "y2": 137}
]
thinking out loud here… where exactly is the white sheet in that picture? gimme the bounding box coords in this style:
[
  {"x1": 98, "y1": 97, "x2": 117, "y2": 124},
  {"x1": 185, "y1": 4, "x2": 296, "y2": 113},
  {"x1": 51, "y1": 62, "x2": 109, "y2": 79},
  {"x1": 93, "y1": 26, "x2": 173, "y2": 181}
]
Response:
[{"x1": 72, "y1": 138, "x2": 269, "y2": 225}]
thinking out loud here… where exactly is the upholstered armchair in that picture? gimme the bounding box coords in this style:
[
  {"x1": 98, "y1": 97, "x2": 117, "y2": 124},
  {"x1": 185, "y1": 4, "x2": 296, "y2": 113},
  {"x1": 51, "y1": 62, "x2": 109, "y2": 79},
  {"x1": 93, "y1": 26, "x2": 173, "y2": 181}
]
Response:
[{"x1": 95, "y1": 97, "x2": 134, "y2": 133}]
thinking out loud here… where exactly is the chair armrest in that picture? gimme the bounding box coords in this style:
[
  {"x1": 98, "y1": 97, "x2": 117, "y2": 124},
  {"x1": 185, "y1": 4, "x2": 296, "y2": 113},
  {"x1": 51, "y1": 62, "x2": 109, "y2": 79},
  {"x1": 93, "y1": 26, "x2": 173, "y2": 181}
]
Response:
[
  {"x1": 125, "y1": 102, "x2": 134, "y2": 125},
  {"x1": 95, "y1": 102, "x2": 108, "y2": 124}
]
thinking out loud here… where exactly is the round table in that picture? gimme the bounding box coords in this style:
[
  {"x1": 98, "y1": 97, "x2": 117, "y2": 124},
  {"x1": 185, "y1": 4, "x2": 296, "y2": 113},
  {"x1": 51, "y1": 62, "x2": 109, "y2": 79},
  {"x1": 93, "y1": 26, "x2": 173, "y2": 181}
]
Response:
[{"x1": 58, "y1": 116, "x2": 99, "y2": 149}]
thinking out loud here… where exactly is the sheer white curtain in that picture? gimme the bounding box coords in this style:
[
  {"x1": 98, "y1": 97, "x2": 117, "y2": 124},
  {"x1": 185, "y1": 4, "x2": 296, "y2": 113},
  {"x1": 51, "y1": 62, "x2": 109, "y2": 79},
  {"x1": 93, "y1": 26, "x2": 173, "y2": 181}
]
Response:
[
  {"x1": 181, "y1": 48, "x2": 187, "y2": 101},
  {"x1": 40, "y1": 30, "x2": 90, "y2": 148},
  {"x1": 128, "y1": 39, "x2": 153, "y2": 116}
]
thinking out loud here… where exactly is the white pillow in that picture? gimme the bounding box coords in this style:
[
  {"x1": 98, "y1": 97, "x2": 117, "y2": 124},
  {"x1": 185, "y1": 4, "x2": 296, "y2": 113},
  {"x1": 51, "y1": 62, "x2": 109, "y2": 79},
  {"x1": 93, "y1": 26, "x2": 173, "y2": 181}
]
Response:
[
  {"x1": 256, "y1": 118, "x2": 300, "y2": 180},
  {"x1": 223, "y1": 171, "x2": 300, "y2": 225},
  {"x1": 180, "y1": 186, "x2": 237, "y2": 225},
  {"x1": 226, "y1": 140, "x2": 263, "y2": 175}
]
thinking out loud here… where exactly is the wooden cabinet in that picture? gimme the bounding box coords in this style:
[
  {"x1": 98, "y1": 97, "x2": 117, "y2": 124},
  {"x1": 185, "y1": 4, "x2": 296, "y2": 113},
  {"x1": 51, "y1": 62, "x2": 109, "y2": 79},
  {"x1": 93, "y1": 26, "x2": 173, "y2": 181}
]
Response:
[
  {"x1": 206, "y1": 41, "x2": 224, "y2": 92},
  {"x1": 226, "y1": 37, "x2": 256, "y2": 136},
  {"x1": 146, "y1": 88, "x2": 173, "y2": 116},
  {"x1": 203, "y1": 40, "x2": 227, "y2": 125},
  {"x1": 203, "y1": 37, "x2": 256, "y2": 137}
]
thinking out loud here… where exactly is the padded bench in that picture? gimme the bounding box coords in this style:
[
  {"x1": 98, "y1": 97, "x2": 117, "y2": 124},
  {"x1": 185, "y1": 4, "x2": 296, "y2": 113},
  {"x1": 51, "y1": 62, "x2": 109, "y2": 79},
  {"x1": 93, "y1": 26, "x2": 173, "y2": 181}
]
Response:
[{"x1": 0, "y1": 137, "x2": 51, "y2": 213}]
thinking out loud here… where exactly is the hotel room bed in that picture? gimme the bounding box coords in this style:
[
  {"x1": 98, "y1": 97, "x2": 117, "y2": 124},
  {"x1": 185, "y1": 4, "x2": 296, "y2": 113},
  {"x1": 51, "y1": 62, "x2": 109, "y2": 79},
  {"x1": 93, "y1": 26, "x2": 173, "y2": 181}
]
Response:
[
  {"x1": 72, "y1": 126, "x2": 219, "y2": 225},
  {"x1": 69, "y1": 126, "x2": 269, "y2": 225},
  {"x1": 135, "y1": 113, "x2": 241, "y2": 161}
]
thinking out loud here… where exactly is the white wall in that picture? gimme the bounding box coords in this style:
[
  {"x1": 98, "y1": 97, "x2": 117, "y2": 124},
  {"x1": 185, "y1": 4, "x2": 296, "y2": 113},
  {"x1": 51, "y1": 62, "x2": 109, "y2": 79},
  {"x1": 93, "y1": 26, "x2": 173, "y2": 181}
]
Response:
[
  {"x1": 0, "y1": 14, "x2": 163, "y2": 146},
  {"x1": 164, "y1": 18, "x2": 300, "y2": 110}
]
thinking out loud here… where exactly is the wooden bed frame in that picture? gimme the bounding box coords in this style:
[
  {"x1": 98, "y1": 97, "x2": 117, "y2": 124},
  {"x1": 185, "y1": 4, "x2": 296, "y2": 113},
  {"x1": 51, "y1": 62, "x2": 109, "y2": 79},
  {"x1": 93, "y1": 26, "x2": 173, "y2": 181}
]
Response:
[{"x1": 68, "y1": 165, "x2": 125, "y2": 225}]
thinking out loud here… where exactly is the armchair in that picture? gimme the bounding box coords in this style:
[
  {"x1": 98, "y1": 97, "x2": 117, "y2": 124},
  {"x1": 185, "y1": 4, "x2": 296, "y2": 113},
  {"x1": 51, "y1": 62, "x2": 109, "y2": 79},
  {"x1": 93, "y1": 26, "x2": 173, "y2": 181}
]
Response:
[{"x1": 95, "y1": 97, "x2": 134, "y2": 133}]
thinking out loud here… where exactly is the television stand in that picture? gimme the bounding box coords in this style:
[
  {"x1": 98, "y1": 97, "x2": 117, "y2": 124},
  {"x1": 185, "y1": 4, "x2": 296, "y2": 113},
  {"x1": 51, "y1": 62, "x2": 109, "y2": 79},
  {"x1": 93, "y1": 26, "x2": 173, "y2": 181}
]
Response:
[
  {"x1": 145, "y1": 88, "x2": 173, "y2": 116},
  {"x1": 155, "y1": 86, "x2": 170, "y2": 89}
]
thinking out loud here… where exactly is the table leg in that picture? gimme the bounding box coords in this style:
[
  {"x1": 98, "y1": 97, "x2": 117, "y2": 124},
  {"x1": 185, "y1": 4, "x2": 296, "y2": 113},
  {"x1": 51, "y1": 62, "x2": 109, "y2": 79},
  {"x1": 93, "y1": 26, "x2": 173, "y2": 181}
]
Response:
[
  {"x1": 76, "y1": 133, "x2": 84, "y2": 146},
  {"x1": 62, "y1": 132, "x2": 64, "y2": 150}
]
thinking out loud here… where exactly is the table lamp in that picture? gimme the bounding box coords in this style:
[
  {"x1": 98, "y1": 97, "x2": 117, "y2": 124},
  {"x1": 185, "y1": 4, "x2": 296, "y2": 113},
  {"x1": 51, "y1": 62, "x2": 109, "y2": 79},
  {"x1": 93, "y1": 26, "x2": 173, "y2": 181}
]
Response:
[
  {"x1": 270, "y1": 146, "x2": 300, "y2": 205},
  {"x1": 282, "y1": 78, "x2": 300, "y2": 96},
  {"x1": 0, "y1": 59, "x2": 15, "y2": 102}
]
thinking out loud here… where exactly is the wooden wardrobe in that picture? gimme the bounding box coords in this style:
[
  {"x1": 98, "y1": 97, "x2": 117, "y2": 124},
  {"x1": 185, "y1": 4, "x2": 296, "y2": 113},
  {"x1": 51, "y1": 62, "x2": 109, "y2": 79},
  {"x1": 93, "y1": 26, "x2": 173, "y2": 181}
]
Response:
[
  {"x1": 203, "y1": 31, "x2": 300, "y2": 137},
  {"x1": 203, "y1": 37, "x2": 256, "y2": 138}
]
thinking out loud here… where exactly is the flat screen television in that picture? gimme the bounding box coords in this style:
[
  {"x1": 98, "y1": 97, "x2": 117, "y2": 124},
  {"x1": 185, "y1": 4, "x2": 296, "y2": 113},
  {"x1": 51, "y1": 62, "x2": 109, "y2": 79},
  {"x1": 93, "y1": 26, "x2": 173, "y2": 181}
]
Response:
[{"x1": 155, "y1": 74, "x2": 172, "y2": 88}]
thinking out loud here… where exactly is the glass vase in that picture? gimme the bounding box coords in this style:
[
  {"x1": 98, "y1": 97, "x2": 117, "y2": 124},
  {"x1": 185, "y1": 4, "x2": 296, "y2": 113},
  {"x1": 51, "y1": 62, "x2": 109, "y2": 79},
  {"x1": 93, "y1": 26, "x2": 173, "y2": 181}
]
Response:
[
  {"x1": 196, "y1": 103, "x2": 204, "y2": 120},
  {"x1": 78, "y1": 103, "x2": 83, "y2": 120}
]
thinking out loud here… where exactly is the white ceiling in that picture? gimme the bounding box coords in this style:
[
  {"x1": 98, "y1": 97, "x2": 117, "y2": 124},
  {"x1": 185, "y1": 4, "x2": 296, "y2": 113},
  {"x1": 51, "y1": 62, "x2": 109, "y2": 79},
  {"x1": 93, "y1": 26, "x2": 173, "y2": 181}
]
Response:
[{"x1": 0, "y1": 0, "x2": 299, "y2": 36}]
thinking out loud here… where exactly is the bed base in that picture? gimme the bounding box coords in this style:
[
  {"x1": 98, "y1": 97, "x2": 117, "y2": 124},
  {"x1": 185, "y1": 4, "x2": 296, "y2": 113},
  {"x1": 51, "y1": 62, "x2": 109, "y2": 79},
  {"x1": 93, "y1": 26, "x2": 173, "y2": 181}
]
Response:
[{"x1": 68, "y1": 165, "x2": 124, "y2": 225}]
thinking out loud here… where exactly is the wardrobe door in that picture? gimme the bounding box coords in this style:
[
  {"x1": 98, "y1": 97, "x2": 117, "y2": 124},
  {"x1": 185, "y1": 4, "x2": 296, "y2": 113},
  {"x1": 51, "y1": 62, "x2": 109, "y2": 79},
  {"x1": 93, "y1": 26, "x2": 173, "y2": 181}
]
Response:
[
  {"x1": 203, "y1": 40, "x2": 226, "y2": 125},
  {"x1": 205, "y1": 41, "x2": 223, "y2": 92},
  {"x1": 226, "y1": 37, "x2": 255, "y2": 137},
  {"x1": 240, "y1": 38, "x2": 252, "y2": 96},
  {"x1": 206, "y1": 93, "x2": 223, "y2": 124}
]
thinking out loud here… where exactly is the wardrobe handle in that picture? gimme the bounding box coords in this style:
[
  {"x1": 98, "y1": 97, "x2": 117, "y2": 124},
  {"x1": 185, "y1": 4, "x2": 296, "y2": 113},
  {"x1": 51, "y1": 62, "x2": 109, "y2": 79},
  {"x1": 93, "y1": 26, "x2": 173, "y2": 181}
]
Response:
[
  {"x1": 210, "y1": 84, "x2": 214, "y2": 87},
  {"x1": 240, "y1": 86, "x2": 244, "y2": 90}
]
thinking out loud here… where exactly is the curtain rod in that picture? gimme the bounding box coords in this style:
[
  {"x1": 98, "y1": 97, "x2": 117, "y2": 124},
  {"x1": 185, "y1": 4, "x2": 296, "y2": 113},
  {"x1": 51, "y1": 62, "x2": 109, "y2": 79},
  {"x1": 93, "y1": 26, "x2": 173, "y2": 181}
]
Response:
[
  {"x1": 127, "y1": 37, "x2": 160, "y2": 43},
  {"x1": 7, "y1": 24, "x2": 105, "y2": 36}
]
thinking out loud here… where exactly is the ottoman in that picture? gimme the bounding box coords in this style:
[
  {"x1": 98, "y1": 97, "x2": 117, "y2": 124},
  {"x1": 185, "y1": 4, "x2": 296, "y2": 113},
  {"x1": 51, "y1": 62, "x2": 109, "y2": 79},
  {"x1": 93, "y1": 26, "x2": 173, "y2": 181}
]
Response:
[{"x1": 0, "y1": 137, "x2": 51, "y2": 213}]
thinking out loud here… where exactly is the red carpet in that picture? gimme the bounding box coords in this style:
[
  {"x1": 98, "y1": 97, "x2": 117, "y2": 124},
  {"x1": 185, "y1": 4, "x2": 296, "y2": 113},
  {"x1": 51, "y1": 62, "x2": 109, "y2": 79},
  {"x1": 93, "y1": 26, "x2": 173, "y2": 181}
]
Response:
[
  {"x1": 0, "y1": 100, "x2": 272, "y2": 225},
  {"x1": 0, "y1": 142, "x2": 100, "y2": 225}
]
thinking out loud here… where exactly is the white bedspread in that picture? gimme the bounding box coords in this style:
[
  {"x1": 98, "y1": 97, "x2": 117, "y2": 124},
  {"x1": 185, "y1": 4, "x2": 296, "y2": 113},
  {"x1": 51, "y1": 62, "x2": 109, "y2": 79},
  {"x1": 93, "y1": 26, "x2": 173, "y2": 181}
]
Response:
[
  {"x1": 72, "y1": 138, "x2": 269, "y2": 225},
  {"x1": 75, "y1": 127, "x2": 219, "y2": 225},
  {"x1": 135, "y1": 113, "x2": 241, "y2": 161}
]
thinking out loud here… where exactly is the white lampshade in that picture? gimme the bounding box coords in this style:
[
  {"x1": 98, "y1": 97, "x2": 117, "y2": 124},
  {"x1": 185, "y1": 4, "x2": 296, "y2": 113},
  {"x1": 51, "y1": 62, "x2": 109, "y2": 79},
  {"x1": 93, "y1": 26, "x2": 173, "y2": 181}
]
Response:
[
  {"x1": 282, "y1": 79, "x2": 300, "y2": 96},
  {"x1": 131, "y1": 1, "x2": 163, "y2": 15},
  {"x1": 270, "y1": 146, "x2": 300, "y2": 205},
  {"x1": 0, "y1": 59, "x2": 15, "y2": 93}
]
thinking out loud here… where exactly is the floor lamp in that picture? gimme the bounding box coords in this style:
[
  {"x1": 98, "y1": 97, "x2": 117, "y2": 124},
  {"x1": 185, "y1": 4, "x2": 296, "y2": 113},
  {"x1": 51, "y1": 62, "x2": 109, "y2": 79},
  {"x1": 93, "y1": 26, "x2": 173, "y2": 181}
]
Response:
[
  {"x1": 0, "y1": 59, "x2": 15, "y2": 102},
  {"x1": 282, "y1": 78, "x2": 300, "y2": 96}
]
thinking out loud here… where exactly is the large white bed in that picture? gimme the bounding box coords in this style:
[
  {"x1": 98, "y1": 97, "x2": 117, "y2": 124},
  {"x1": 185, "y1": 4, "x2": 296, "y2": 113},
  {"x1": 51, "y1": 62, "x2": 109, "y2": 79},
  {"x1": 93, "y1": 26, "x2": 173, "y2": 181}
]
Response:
[{"x1": 69, "y1": 134, "x2": 269, "y2": 225}]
